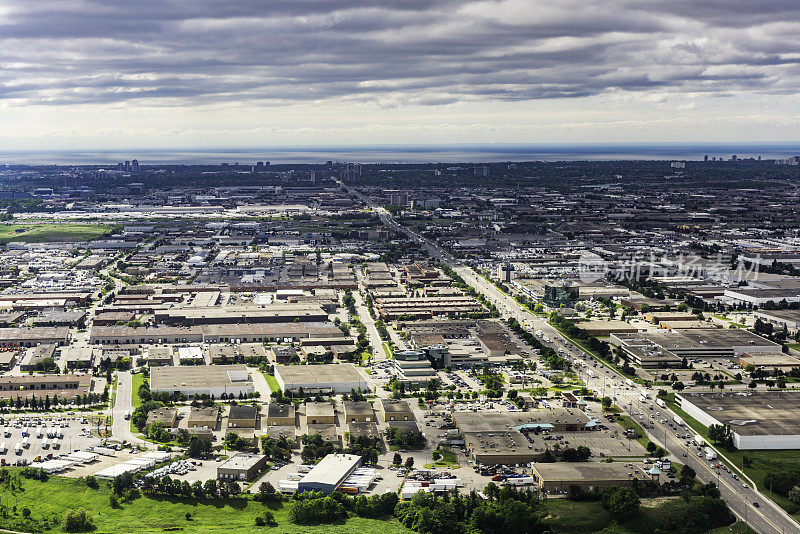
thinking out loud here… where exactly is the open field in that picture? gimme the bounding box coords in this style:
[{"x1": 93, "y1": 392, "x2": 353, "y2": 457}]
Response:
[
  {"x1": 545, "y1": 497, "x2": 741, "y2": 534},
  {"x1": 0, "y1": 474, "x2": 414, "y2": 534},
  {"x1": 0, "y1": 222, "x2": 117, "y2": 243}
]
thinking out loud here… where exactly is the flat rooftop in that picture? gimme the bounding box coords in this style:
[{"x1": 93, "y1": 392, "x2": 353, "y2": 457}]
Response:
[
  {"x1": 150, "y1": 364, "x2": 251, "y2": 390},
  {"x1": 276, "y1": 363, "x2": 365, "y2": 385},
  {"x1": 532, "y1": 462, "x2": 643, "y2": 481},
  {"x1": 455, "y1": 409, "x2": 591, "y2": 433},
  {"x1": 300, "y1": 453, "x2": 361, "y2": 486},
  {"x1": 680, "y1": 392, "x2": 800, "y2": 437},
  {"x1": 218, "y1": 453, "x2": 265, "y2": 471}
]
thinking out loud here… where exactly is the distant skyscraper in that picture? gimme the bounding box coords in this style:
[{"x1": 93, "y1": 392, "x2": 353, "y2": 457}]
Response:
[
  {"x1": 124, "y1": 160, "x2": 130, "y2": 171},
  {"x1": 131, "y1": 159, "x2": 139, "y2": 172},
  {"x1": 474, "y1": 166, "x2": 489, "y2": 177},
  {"x1": 704, "y1": 155, "x2": 708, "y2": 162}
]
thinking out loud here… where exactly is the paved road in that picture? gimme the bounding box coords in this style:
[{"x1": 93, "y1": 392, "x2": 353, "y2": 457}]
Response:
[
  {"x1": 353, "y1": 187, "x2": 800, "y2": 534},
  {"x1": 111, "y1": 371, "x2": 148, "y2": 448}
]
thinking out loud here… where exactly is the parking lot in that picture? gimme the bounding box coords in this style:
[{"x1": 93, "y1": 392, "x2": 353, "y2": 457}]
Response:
[{"x1": 0, "y1": 413, "x2": 104, "y2": 467}]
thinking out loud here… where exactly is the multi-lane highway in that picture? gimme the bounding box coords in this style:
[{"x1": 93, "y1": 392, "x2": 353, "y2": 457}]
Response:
[{"x1": 356, "y1": 190, "x2": 800, "y2": 534}]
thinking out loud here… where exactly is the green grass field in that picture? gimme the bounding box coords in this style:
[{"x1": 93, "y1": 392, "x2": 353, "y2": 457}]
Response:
[
  {"x1": 0, "y1": 474, "x2": 413, "y2": 534},
  {"x1": 0, "y1": 222, "x2": 117, "y2": 243},
  {"x1": 264, "y1": 373, "x2": 281, "y2": 393},
  {"x1": 545, "y1": 497, "x2": 750, "y2": 534}
]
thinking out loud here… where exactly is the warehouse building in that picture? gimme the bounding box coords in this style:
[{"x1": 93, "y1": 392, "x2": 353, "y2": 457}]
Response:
[
  {"x1": 738, "y1": 351, "x2": 800, "y2": 371},
  {"x1": 228, "y1": 404, "x2": 259, "y2": 428},
  {"x1": 305, "y1": 402, "x2": 336, "y2": 424},
  {"x1": 155, "y1": 304, "x2": 327, "y2": 325},
  {"x1": 676, "y1": 391, "x2": 800, "y2": 449},
  {"x1": 90, "y1": 325, "x2": 204, "y2": 345},
  {"x1": 377, "y1": 399, "x2": 414, "y2": 423},
  {"x1": 343, "y1": 401, "x2": 374, "y2": 423},
  {"x1": 612, "y1": 329, "x2": 778, "y2": 361},
  {"x1": 187, "y1": 407, "x2": 219, "y2": 430},
  {"x1": 18, "y1": 344, "x2": 57, "y2": 371},
  {"x1": 575, "y1": 320, "x2": 639, "y2": 336},
  {"x1": 753, "y1": 309, "x2": 800, "y2": 335},
  {"x1": 274, "y1": 363, "x2": 367, "y2": 394},
  {"x1": 266, "y1": 404, "x2": 296, "y2": 427},
  {"x1": 217, "y1": 453, "x2": 268, "y2": 481},
  {"x1": 531, "y1": 463, "x2": 644, "y2": 492},
  {"x1": 297, "y1": 453, "x2": 362, "y2": 494},
  {"x1": 0, "y1": 374, "x2": 92, "y2": 401},
  {"x1": 0, "y1": 326, "x2": 70, "y2": 347},
  {"x1": 150, "y1": 365, "x2": 253, "y2": 397}
]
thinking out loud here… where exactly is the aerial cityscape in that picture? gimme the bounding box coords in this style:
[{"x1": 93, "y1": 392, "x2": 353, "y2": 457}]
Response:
[{"x1": 3, "y1": 2, "x2": 800, "y2": 534}]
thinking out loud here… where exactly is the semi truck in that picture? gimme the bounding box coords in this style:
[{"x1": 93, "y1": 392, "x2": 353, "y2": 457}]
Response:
[
  {"x1": 656, "y1": 399, "x2": 666, "y2": 408},
  {"x1": 625, "y1": 379, "x2": 634, "y2": 388},
  {"x1": 694, "y1": 435, "x2": 705, "y2": 447},
  {"x1": 705, "y1": 447, "x2": 717, "y2": 460},
  {"x1": 673, "y1": 416, "x2": 685, "y2": 427}
]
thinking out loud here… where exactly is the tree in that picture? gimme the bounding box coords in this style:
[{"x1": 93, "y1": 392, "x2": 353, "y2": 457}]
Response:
[
  {"x1": 62, "y1": 508, "x2": 94, "y2": 532},
  {"x1": 601, "y1": 396, "x2": 612, "y2": 410},
  {"x1": 602, "y1": 487, "x2": 640, "y2": 521},
  {"x1": 404, "y1": 456, "x2": 415, "y2": 469},
  {"x1": 789, "y1": 486, "x2": 800, "y2": 505},
  {"x1": 392, "y1": 452, "x2": 402, "y2": 465}
]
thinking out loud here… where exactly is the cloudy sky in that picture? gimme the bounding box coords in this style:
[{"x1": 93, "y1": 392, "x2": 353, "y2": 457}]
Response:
[{"x1": 3, "y1": 0, "x2": 800, "y2": 150}]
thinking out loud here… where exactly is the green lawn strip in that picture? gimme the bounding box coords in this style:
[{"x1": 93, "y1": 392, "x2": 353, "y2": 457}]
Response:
[
  {"x1": 614, "y1": 412, "x2": 650, "y2": 449},
  {"x1": 0, "y1": 473, "x2": 414, "y2": 534},
  {"x1": 109, "y1": 375, "x2": 118, "y2": 408},
  {"x1": 131, "y1": 373, "x2": 146, "y2": 408},
  {"x1": 264, "y1": 373, "x2": 281, "y2": 393},
  {"x1": 382, "y1": 342, "x2": 393, "y2": 359}
]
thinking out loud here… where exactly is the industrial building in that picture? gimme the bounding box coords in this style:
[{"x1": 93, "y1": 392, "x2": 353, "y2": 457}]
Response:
[
  {"x1": 575, "y1": 320, "x2": 639, "y2": 336},
  {"x1": 0, "y1": 326, "x2": 70, "y2": 347},
  {"x1": 676, "y1": 392, "x2": 800, "y2": 449},
  {"x1": 0, "y1": 374, "x2": 92, "y2": 400},
  {"x1": 296, "y1": 453, "x2": 362, "y2": 494},
  {"x1": 228, "y1": 404, "x2": 259, "y2": 428},
  {"x1": 274, "y1": 363, "x2": 367, "y2": 394},
  {"x1": 531, "y1": 463, "x2": 644, "y2": 492},
  {"x1": 377, "y1": 399, "x2": 415, "y2": 423},
  {"x1": 217, "y1": 453, "x2": 268, "y2": 481},
  {"x1": 266, "y1": 403, "x2": 296, "y2": 427},
  {"x1": 612, "y1": 328, "x2": 778, "y2": 363},
  {"x1": 150, "y1": 365, "x2": 254, "y2": 397},
  {"x1": 155, "y1": 304, "x2": 327, "y2": 325},
  {"x1": 738, "y1": 351, "x2": 800, "y2": 371}
]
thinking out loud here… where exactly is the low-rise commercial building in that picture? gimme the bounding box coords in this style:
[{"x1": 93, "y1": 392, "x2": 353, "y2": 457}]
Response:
[
  {"x1": 150, "y1": 365, "x2": 253, "y2": 397},
  {"x1": 274, "y1": 363, "x2": 367, "y2": 394},
  {"x1": 297, "y1": 453, "x2": 362, "y2": 494},
  {"x1": 228, "y1": 404, "x2": 259, "y2": 428},
  {"x1": 0, "y1": 327, "x2": 70, "y2": 347},
  {"x1": 676, "y1": 391, "x2": 800, "y2": 449},
  {"x1": 217, "y1": 453, "x2": 268, "y2": 481},
  {"x1": 0, "y1": 374, "x2": 92, "y2": 401},
  {"x1": 531, "y1": 463, "x2": 644, "y2": 492}
]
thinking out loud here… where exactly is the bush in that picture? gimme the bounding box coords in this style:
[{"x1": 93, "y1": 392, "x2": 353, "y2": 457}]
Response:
[
  {"x1": 256, "y1": 510, "x2": 277, "y2": 527},
  {"x1": 84, "y1": 475, "x2": 99, "y2": 489},
  {"x1": 62, "y1": 508, "x2": 94, "y2": 532},
  {"x1": 288, "y1": 495, "x2": 345, "y2": 524}
]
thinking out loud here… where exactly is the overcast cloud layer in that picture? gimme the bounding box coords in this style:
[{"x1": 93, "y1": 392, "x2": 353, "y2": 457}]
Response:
[{"x1": 3, "y1": 0, "x2": 800, "y2": 149}]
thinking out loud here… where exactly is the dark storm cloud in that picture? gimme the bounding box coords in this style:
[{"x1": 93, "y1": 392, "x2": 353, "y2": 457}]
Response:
[{"x1": 1, "y1": 0, "x2": 799, "y2": 107}]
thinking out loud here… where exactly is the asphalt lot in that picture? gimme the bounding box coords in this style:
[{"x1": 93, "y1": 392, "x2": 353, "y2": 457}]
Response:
[{"x1": 0, "y1": 413, "x2": 103, "y2": 466}]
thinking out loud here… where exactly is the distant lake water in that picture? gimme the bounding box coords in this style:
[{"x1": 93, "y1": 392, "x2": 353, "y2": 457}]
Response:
[{"x1": 2, "y1": 143, "x2": 800, "y2": 164}]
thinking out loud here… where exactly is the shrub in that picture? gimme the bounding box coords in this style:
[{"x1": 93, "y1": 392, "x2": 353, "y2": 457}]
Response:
[
  {"x1": 62, "y1": 508, "x2": 94, "y2": 532},
  {"x1": 84, "y1": 475, "x2": 99, "y2": 489}
]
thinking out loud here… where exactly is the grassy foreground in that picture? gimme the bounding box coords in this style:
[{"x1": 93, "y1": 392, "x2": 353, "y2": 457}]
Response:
[
  {"x1": 0, "y1": 223, "x2": 116, "y2": 243},
  {"x1": 0, "y1": 474, "x2": 413, "y2": 534}
]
